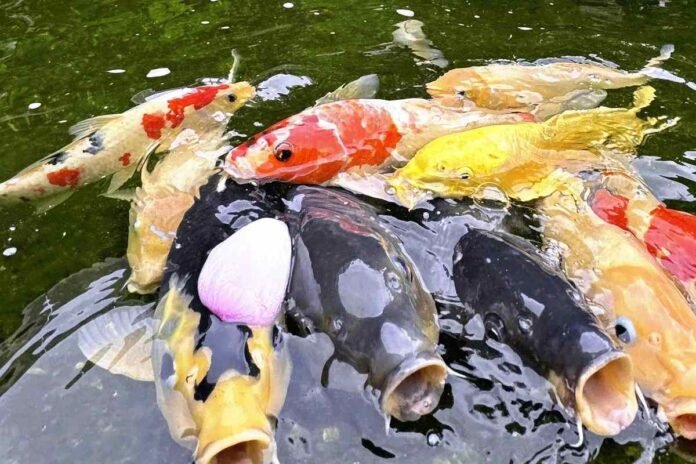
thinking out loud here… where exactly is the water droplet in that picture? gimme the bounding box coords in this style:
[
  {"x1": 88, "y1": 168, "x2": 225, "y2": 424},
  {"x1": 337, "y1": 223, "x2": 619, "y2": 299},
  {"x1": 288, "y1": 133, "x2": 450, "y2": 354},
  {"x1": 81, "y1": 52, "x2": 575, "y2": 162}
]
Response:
[
  {"x1": 106, "y1": 69, "x2": 125, "y2": 74},
  {"x1": 27, "y1": 102, "x2": 41, "y2": 110},
  {"x1": 385, "y1": 186, "x2": 396, "y2": 196},
  {"x1": 422, "y1": 211, "x2": 430, "y2": 220},
  {"x1": 396, "y1": 8, "x2": 414, "y2": 17},
  {"x1": 3, "y1": 247, "x2": 17, "y2": 257},
  {"x1": 426, "y1": 430, "x2": 442, "y2": 447},
  {"x1": 331, "y1": 319, "x2": 343, "y2": 332},
  {"x1": 146, "y1": 67, "x2": 171, "y2": 78},
  {"x1": 517, "y1": 26, "x2": 532, "y2": 31},
  {"x1": 386, "y1": 272, "x2": 402, "y2": 291},
  {"x1": 282, "y1": 2, "x2": 294, "y2": 8}
]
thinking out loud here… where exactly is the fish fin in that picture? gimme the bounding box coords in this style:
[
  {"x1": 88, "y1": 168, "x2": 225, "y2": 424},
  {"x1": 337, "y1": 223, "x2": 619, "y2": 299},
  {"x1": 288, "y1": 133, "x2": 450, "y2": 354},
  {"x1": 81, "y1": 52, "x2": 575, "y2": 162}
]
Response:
[
  {"x1": 314, "y1": 74, "x2": 380, "y2": 106},
  {"x1": 228, "y1": 49, "x2": 241, "y2": 83},
  {"x1": 77, "y1": 305, "x2": 156, "y2": 382},
  {"x1": 34, "y1": 190, "x2": 74, "y2": 214},
  {"x1": 643, "y1": 44, "x2": 674, "y2": 69},
  {"x1": 631, "y1": 85, "x2": 656, "y2": 111},
  {"x1": 130, "y1": 88, "x2": 184, "y2": 105},
  {"x1": 534, "y1": 89, "x2": 607, "y2": 120},
  {"x1": 106, "y1": 162, "x2": 139, "y2": 194},
  {"x1": 101, "y1": 188, "x2": 136, "y2": 202},
  {"x1": 68, "y1": 114, "x2": 120, "y2": 139}
]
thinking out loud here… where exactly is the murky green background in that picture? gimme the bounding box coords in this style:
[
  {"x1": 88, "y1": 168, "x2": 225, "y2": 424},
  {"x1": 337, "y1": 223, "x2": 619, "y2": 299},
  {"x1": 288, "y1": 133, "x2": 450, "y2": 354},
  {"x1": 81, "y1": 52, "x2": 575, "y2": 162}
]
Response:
[{"x1": 1, "y1": 0, "x2": 695, "y2": 462}]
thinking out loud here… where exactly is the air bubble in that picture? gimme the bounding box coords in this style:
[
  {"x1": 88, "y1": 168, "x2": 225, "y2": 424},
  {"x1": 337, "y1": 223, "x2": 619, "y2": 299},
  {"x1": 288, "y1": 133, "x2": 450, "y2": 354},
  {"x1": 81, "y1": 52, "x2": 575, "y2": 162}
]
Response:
[{"x1": 426, "y1": 430, "x2": 442, "y2": 447}]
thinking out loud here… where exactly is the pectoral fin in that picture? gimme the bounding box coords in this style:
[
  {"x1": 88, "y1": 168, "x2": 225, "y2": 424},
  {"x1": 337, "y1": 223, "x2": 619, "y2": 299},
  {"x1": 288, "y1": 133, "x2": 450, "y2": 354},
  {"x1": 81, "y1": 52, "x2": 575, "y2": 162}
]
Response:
[
  {"x1": 77, "y1": 305, "x2": 156, "y2": 382},
  {"x1": 314, "y1": 74, "x2": 380, "y2": 106},
  {"x1": 34, "y1": 190, "x2": 74, "y2": 214}
]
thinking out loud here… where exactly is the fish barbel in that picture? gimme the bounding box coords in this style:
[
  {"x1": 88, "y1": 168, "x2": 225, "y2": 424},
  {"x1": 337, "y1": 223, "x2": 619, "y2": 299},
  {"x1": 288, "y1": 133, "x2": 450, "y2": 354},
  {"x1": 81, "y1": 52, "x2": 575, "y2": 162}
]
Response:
[
  {"x1": 540, "y1": 190, "x2": 696, "y2": 440},
  {"x1": 453, "y1": 229, "x2": 637, "y2": 436},
  {"x1": 224, "y1": 98, "x2": 533, "y2": 185},
  {"x1": 589, "y1": 171, "x2": 696, "y2": 303},
  {"x1": 0, "y1": 81, "x2": 254, "y2": 204},
  {"x1": 426, "y1": 45, "x2": 673, "y2": 112},
  {"x1": 388, "y1": 86, "x2": 674, "y2": 208}
]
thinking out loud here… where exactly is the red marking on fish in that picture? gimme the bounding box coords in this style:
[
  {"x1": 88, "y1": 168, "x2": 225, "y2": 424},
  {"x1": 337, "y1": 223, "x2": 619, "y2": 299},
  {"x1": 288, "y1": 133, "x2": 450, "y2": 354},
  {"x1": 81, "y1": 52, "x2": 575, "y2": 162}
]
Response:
[
  {"x1": 119, "y1": 152, "x2": 132, "y2": 166},
  {"x1": 645, "y1": 206, "x2": 696, "y2": 281},
  {"x1": 47, "y1": 168, "x2": 80, "y2": 187},
  {"x1": 142, "y1": 113, "x2": 166, "y2": 139},
  {"x1": 165, "y1": 84, "x2": 229, "y2": 128},
  {"x1": 230, "y1": 100, "x2": 402, "y2": 184},
  {"x1": 591, "y1": 189, "x2": 630, "y2": 230}
]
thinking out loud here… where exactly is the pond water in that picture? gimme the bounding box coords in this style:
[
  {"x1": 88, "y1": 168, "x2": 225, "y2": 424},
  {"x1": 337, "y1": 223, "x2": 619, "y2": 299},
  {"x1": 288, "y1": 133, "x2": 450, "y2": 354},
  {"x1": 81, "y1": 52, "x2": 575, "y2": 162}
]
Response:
[{"x1": 1, "y1": 0, "x2": 695, "y2": 462}]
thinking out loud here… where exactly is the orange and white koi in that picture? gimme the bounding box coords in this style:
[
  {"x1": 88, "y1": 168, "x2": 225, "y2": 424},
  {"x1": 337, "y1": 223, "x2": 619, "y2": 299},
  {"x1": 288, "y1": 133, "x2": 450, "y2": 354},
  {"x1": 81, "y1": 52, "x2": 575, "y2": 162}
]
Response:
[
  {"x1": 0, "y1": 82, "x2": 253, "y2": 205},
  {"x1": 589, "y1": 172, "x2": 696, "y2": 302},
  {"x1": 224, "y1": 98, "x2": 533, "y2": 185}
]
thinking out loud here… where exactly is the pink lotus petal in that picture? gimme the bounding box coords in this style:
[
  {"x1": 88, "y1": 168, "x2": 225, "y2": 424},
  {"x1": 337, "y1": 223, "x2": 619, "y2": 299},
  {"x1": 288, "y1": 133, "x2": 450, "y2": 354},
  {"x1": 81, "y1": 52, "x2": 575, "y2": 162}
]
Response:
[{"x1": 198, "y1": 218, "x2": 291, "y2": 325}]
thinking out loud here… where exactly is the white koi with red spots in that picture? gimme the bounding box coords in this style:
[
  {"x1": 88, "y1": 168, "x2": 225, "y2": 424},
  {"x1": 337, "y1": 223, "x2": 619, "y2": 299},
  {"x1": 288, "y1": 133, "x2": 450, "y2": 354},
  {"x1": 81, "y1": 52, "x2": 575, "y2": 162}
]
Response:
[{"x1": 0, "y1": 82, "x2": 255, "y2": 204}]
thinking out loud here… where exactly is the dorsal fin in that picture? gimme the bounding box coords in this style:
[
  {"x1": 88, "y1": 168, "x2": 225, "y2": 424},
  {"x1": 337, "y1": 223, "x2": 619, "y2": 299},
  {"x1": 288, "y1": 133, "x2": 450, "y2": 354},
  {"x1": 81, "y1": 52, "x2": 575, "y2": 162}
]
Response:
[
  {"x1": 130, "y1": 87, "x2": 185, "y2": 105},
  {"x1": 68, "y1": 114, "x2": 121, "y2": 139}
]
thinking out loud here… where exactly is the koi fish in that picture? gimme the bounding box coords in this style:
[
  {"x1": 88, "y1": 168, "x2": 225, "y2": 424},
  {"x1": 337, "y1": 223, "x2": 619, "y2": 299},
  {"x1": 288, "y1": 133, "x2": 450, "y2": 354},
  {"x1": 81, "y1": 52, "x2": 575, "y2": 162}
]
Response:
[
  {"x1": 285, "y1": 186, "x2": 447, "y2": 422},
  {"x1": 78, "y1": 218, "x2": 293, "y2": 464},
  {"x1": 426, "y1": 45, "x2": 674, "y2": 113},
  {"x1": 388, "y1": 87, "x2": 673, "y2": 208},
  {"x1": 540, "y1": 191, "x2": 696, "y2": 440},
  {"x1": 224, "y1": 98, "x2": 533, "y2": 185},
  {"x1": 125, "y1": 132, "x2": 227, "y2": 295},
  {"x1": 589, "y1": 172, "x2": 696, "y2": 303},
  {"x1": 453, "y1": 229, "x2": 637, "y2": 436},
  {"x1": 392, "y1": 19, "x2": 448, "y2": 69},
  {"x1": 0, "y1": 81, "x2": 254, "y2": 206}
]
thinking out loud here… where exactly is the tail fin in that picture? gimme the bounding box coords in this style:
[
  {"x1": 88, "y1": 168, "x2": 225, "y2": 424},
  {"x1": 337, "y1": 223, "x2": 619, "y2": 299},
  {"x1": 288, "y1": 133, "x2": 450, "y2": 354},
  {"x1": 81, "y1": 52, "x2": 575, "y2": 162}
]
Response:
[
  {"x1": 641, "y1": 44, "x2": 687, "y2": 83},
  {"x1": 542, "y1": 86, "x2": 676, "y2": 155}
]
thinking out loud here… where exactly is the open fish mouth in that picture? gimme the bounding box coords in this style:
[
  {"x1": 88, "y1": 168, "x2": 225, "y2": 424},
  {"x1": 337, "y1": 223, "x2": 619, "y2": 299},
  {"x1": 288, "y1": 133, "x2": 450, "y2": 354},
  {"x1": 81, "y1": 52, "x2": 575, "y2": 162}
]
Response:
[
  {"x1": 381, "y1": 352, "x2": 448, "y2": 422},
  {"x1": 660, "y1": 398, "x2": 696, "y2": 440},
  {"x1": 196, "y1": 429, "x2": 272, "y2": 464},
  {"x1": 575, "y1": 351, "x2": 637, "y2": 436}
]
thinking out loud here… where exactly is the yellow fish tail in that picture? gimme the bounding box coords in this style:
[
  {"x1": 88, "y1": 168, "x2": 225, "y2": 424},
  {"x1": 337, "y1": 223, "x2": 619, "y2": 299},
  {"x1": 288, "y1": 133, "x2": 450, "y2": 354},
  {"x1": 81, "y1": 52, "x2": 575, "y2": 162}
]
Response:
[{"x1": 542, "y1": 86, "x2": 674, "y2": 155}]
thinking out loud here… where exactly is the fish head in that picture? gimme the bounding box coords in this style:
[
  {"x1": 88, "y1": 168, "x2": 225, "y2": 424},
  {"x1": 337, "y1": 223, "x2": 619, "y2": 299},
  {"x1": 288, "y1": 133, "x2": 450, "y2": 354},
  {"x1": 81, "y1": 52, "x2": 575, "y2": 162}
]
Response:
[
  {"x1": 210, "y1": 81, "x2": 256, "y2": 113},
  {"x1": 426, "y1": 68, "x2": 520, "y2": 109},
  {"x1": 153, "y1": 283, "x2": 290, "y2": 464},
  {"x1": 225, "y1": 112, "x2": 350, "y2": 184},
  {"x1": 594, "y1": 266, "x2": 696, "y2": 439}
]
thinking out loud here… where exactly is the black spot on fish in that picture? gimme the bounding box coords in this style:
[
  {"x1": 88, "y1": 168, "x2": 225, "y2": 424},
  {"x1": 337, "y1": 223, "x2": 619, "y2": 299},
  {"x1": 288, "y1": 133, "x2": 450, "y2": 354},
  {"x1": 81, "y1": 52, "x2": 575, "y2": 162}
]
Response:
[
  {"x1": 201, "y1": 320, "x2": 253, "y2": 382},
  {"x1": 82, "y1": 131, "x2": 105, "y2": 155},
  {"x1": 45, "y1": 151, "x2": 69, "y2": 165},
  {"x1": 194, "y1": 376, "x2": 215, "y2": 402},
  {"x1": 361, "y1": 439, "x2": 396, "y2": 459}
]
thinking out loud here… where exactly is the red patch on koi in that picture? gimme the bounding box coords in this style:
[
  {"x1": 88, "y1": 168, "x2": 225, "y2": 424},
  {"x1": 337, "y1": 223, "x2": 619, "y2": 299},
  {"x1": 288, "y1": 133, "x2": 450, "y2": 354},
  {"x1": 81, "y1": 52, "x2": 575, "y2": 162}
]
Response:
[
  {"x1": 165, "y1": 84, "x2": 229, "y2": 128},
  {"x1": 142, "y1": 113, "x2": 166, "y2": 139},
  {"x1": 591, "y1": 189, "x2": 630, "y2": 230},
  {"x1": 47, "y1": 168, "x2": 80, "y2": 187},
  {"x1": 645, "y1": 206, "x2": 696, "y2": 281},
  {"x1": 119, "y1": 152, "x2": 132, "y2": 166}
]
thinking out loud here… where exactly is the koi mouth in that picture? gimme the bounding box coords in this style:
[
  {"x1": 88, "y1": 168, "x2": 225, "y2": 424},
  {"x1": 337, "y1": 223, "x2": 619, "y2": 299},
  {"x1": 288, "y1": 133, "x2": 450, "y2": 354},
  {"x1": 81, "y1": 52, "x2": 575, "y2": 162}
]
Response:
[
  {"x1": 660, "y1": 398, "x2": 696, "y2": 440},
  {"x1": 197, "y1": 429, "x2": 271, "y2": 464},
  {"x1": 224, "y1": 156, "x2": 257, "y2": 181},
  {"x1": 575, "y1": 352, "x2": 637, "y2": 436},
  {"x1": 381, "y1": 352, "x2": 448, "y2": 421}
]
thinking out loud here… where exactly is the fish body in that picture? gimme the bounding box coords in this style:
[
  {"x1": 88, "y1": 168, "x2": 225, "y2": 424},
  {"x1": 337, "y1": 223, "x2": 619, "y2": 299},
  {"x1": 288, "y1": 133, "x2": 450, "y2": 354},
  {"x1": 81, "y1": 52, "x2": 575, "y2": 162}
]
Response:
[
  {"x1": 0, "y1": 82, "x2": 254, "y2": 202},
  {"x1": 589, "y1": 174, "x2": 696, "y2": 302},
  {"x1": 126, "y1": 132, "x2": 225, "y2": 294},
  {"x1": 426, "y1": 61, "x2": 649, "y2": 111},
  {"x1": 224, "y1": 98, "x2": 532, "y2": 185},
  {"x1": 153, "y1": 192, "x2": 290, "y2": 464},
  {"x1": 285, "y1": 186, "x2": 447, "y2": 421},
  {"x1": 540, "y1": 192, "x2": 696, "y2": 440},
  {"x1": 453, "y1": 229, "x2": 637, "y2": 436},
  {"x1": 389, "y1": 87, "x2": 670, "y2": 207}
]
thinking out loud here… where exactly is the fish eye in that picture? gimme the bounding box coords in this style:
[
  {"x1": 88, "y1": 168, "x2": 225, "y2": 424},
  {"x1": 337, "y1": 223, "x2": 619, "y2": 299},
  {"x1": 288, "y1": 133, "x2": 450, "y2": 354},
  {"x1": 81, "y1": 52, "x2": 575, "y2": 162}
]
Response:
[
  {"x1": 483, "y1": 313, "x2": 505, "y2": 342},
  {"x1": 274, "y1": 142, "x2": 293, "y2": 162},
  {"x1": 457, "y1": 89, "x2": 467, "y2": 97},
  {"x1": 615, "y1": 317, "x2": 637, "y2": 345},
  {"x1": 460, "y1": 171, "x2": 471, "y2": 180},
  {"x1": 227, "y1": 93, "x2": 237, "y2": 103}
]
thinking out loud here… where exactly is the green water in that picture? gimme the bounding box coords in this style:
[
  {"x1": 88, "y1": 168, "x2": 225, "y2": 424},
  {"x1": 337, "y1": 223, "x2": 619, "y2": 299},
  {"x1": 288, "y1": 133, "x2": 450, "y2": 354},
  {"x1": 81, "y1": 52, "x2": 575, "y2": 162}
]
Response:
[{"x1": 1, "y1": 0, "x2": 695, "y2": 462}]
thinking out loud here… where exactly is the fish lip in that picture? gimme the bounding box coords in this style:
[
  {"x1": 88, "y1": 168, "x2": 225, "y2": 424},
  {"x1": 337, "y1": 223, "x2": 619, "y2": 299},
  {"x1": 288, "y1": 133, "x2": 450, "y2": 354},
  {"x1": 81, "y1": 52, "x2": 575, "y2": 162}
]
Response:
[
  {"x1": 196, "y1": 429, "x2": 272, "y2": 464},
  {"x1": 660, "y1": 398, "x2": 696, "y2": 440},
  {"x1": 380, "y1": 352, "x2": 447, "y2": 421},
  {"x1": 574, "y1": 351, "x2": 637, "y2": 436},
  {"x1": 224, "y1": 156, "x2": 256, "y2": 181}
]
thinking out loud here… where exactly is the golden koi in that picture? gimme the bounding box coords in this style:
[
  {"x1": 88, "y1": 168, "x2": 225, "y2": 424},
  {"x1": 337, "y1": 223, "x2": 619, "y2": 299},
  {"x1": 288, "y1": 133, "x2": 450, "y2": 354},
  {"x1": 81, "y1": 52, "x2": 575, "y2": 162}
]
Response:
[
  {"x1": 388, "y1": 87, "x2": 673, "y2": 208},
  {"x1": 426, "y1": 45, "x2": 673, "y2": 113},
  {"x1": 0, "y1": 82, "x2": 254, "y2": 205},
  {"x1": 540, "y1": 191, "x2": 696, "y2": 440}
]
